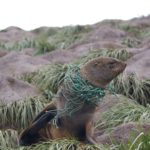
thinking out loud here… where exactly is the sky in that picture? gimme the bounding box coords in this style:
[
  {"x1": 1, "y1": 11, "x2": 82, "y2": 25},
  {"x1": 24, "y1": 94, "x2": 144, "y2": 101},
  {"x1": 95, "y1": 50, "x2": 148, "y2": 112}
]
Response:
[{"x1": 0, "y1": 0, "x2": 150, "y2": 30}]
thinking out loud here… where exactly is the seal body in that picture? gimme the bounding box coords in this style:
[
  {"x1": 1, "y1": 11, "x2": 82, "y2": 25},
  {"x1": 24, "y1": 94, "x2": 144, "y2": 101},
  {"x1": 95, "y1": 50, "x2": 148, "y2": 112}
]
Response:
[{"x1": 19, "y1": 57, "x2": 126, "y2": 146}]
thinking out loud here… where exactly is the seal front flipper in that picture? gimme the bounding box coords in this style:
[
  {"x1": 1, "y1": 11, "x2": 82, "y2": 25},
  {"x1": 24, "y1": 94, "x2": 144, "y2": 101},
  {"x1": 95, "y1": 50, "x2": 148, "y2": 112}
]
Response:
[
  {"x1": 32, "y1": 101, "x2": 56, "y2": 123},
  {"x1": 19, "y1": 110, "x2": 57, "y2": 146}
]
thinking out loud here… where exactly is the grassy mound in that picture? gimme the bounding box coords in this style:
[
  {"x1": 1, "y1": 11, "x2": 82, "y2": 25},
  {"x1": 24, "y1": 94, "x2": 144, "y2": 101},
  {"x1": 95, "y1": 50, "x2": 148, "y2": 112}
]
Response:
[
  {"x1": 1, "y1": 95, "x2": 150, "y2": 150},
  {"x1": 36, "y1": 25, "x2": 92, "y2": 50},
  {"x1": 0, "y1": 129, "x2": 19, "y2": 149},
  {"x1": 21, "y1": 64, "x2": 68, "y2": 94},
  {"x1": 95, "y1": 96, "x2": 150, "y2": 131},
  {"x1": 77, "y1": 49, "x2": 131, "y2": 64},
  {"x1": 112, "y1": 75, "x2": 150, "y2": 106},
  {"x1": 0, "y1": 96, "x2": 48, "y2": 129},
  {"x1": 120, "y1": 132, "x2": 150, "y2": 150},
  {"x1": 0, "y1": 137, "x2": 116, "y2": 150},
  {"x1": 1, "y1": 129, "x2": 150, "y2": 150},
  {"x1": 0, "y1": 38, "x2": 36, "y2": 51}
]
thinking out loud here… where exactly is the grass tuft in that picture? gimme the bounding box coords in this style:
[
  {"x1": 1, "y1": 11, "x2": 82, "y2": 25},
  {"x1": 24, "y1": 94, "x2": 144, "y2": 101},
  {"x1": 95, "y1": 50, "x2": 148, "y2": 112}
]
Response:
[
  {"x1": 18, "y1": 139, "x2": 115, "y2": 150},
  {"x1": 0, "y1": 38, "x2": 36, "y2": 51},
  {"x1": 35, "y1": 39, "x2": 56, "y2": 55},
  {"x1": 0, "y1": 129, "x2": 19, "y2": 149},
  {"x1": 0, "y1": 96, "x2": 47, "y2": 129},
  {"x1": 95, "y1": 96, "x2": 150, "y2": 131},
  {"x1": 119, "y1": 132, "x2": 150, "y2": 150},
  {"x1": 78, "y1": 49, "x2": 131, "y2": 64},
  {"x1": 112, "y1": 74, "x2": 150, "y2": 106},
  {"x1": 21, "y1": 64, "x2": 68, "y2": 94}
]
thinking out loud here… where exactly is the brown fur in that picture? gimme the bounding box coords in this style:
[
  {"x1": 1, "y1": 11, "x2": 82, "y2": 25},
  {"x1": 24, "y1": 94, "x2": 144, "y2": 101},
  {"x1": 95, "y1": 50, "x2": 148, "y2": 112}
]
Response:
[{"x1": 19, "y1": 57, "x2": 126, "y2": 146}]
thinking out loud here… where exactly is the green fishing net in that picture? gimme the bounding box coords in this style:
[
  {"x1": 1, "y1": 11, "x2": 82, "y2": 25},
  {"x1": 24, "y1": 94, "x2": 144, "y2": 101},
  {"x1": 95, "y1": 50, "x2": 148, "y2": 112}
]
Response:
[{"x1": 56, "y1": 65, "x2": 108, "y2": 116}]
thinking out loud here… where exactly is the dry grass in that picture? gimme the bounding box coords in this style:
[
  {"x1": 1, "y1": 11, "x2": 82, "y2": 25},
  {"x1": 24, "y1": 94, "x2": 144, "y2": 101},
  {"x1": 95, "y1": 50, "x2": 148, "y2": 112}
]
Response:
[
  {"x1": 21, "y1": 64, "x2": 68, "y2": 94},
  {"x1": 0, "y1": 129, "x2": 19, "y2": 149},
  {"x1": 0, "y1": 96, "x2": 47, "y2": 129},
  {"x1": 112, "y1": 74, "x2": 150, "y2": 106},
  {"x1": 77, "y1": 49, "x2": 131, "y2": 64},
  {"x1": 95, "y1": 96, "x2": 150, "y2": 131},
  {"x1": 0, "y1": 138, "x2": 117, "y2": 150}
]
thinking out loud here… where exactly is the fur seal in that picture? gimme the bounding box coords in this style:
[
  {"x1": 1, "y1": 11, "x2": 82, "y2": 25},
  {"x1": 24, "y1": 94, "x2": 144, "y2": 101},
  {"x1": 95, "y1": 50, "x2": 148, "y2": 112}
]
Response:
[{"x1": 19, "y1": 57, "x2": 126, "y2": 146}]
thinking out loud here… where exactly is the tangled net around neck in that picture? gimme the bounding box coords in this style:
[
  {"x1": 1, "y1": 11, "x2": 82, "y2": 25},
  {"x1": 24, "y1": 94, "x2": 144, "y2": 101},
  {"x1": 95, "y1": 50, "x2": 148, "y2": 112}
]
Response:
[{"x1": 56, "y1": 64, "x2": 114, "y2": 117}]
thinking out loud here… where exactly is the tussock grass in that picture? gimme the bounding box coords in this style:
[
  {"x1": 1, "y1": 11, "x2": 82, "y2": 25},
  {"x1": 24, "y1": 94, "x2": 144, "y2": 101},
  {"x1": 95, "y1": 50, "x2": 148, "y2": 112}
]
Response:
[
  {"x1": 0, "y1": 131, "x2": 117, "y2": 150},
  {"x1": 0, "y1": 129, "x2": 19, "y2": 149},
  {"x1": 46, "y1": 25, "x2": 92, "y2": 49},
  {"x1": 112, "y1": 74, "x2": 150, "y2": 106},
  {"x1": 35, "y1": 39, "x2": 56, "y2": 55},
  {"x1": 119, "y1": 23, "x2": 150, "y2": 39},
  {"x1": 121, "y1": 37, "x2": 141, "y2": 48},
  {"x1": 95, "y1": 96, "x2": 150, "y2": 131},
  {"x1": 33, "y1": 25, "x2": 91, "y2": 51},
  {"x1": 0, "y1": 38, "x2": 36, "y2": 51},
  {"x1": 12, "y1": 139, "x2": 116, "y2": 150},
  {"x1": 22, "y1": 64, "x2": 68, "y2": 93},
  {"x1": 0, "y1": 96, "x2": 47, "y2": 129},
  {"x1": 119, "y1": 132, "x2": 150, "y2": 150},
  {"x1": 78, "y1": 49, "x2": 131, "y2": 64}
]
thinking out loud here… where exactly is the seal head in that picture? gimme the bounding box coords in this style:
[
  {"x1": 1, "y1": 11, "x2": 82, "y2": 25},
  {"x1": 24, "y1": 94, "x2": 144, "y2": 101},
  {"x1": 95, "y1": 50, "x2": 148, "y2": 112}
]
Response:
[{"x1": 80, "y1": 57, "x2": 126, "y2": 88}]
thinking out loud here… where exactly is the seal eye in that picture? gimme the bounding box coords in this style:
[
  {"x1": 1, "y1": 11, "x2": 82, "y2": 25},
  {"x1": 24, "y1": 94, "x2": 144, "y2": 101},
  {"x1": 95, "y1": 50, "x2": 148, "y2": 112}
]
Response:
[{"x1": 108, "y1": 62, "x2": 116, "y2": 69}]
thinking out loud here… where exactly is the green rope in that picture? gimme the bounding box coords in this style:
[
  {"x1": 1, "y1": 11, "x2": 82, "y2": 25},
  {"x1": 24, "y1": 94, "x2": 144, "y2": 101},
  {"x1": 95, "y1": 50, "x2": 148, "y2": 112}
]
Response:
[{"x1": 57, "y1": 65, "x2": 109, "y2": 116}]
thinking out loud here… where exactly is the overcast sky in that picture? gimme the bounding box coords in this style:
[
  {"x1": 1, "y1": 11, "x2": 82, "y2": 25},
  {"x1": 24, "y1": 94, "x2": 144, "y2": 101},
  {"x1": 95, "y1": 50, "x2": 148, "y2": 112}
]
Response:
[{"x1": 0, "y1": 0, "x2": 150, "y2": 30}]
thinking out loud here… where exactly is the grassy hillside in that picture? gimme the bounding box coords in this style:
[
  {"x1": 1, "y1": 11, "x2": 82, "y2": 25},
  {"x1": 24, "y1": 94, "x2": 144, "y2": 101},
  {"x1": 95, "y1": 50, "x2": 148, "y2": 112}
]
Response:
[{"x1": 0, "y1": 16, "x2": 150, "y2": 149}]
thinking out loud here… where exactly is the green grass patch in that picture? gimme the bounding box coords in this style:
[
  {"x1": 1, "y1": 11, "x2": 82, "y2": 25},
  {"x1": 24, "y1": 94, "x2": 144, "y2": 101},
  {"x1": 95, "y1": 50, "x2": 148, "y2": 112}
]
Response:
[
  {"x1": 119, "y1": 132, "x2": 150, "y2": 150},
  {"x1": 34, "y1": 38, "x2": 56, "y2": 55}
]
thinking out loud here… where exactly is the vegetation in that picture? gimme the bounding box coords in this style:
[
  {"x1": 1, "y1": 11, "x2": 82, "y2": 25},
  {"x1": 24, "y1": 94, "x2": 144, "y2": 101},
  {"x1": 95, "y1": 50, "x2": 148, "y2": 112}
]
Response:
[
  {"x1": 77, "y1": 49, "x2": 131, "y2": 64},
  {"x1": 21, "y1": 64, "x2": 67, "y2": 93},
  {"x1": 0, "y1": 96, "x2": 48, "y2": 129},
  {"x1": 112, "y1": 75, "x2": 150, "y2": 106},
  {"x1": 35, "y1": 38, "x2": 56, "y2": 55},
  {"x1": 0, "y1": 38, "x2": 36, "y2": 51},
  {"x1": 119, "y1": 23, "x2": 150, "y2": 39},
  {"x1": 121, "y1": 37, "x2": 141, "y2": 48},
  {"x1": 95, "y1": 96, "x2": 150, "y2": 131},
  {"x1": 119, "y1": 132, "x2": 150, "y2": 150},
  {"x1": 0, "y1": 19, "x2": 150, "y2": 149},
  {"x1": 0, "y1": 25, "x2": 91, "y2": 55},
  {"x1": 0, "y1": 129, "x2": 18, "y2": 149}
]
